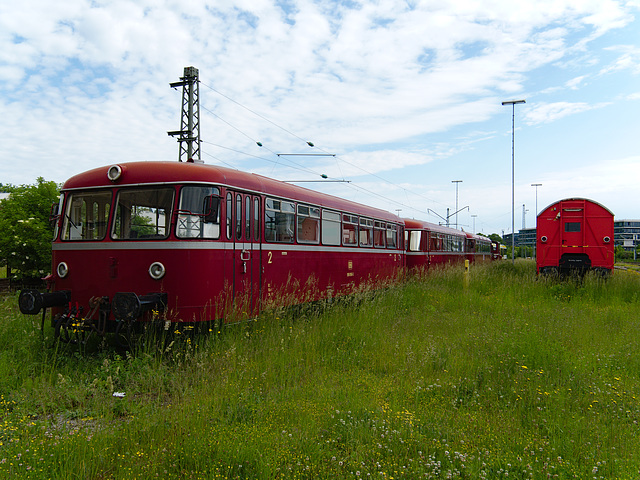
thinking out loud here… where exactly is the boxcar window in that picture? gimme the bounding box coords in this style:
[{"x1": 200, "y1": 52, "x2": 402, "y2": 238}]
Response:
[
  {"x1": 265, "y1": 198, "x2": 295, "y2": 243},
  {"x1": 297, "y1": 204, "x2": 320, "y2": 244},
  {"x1": 321, "y1": 210, "x2": 341, "y2": 245},
  {"x1": 112, "y1": 187, "x2": 173, "y2": 240},
  {"x1": 62, "y1": 191, "x2": 112, "y2": 241},
  {"x1": 176, "y1": 186, "x2": 220, "y2": 239},
  {"x1": 565, "y1": 222, "x2": 581, "y2": 232},
  {"x1": 386, "y1": 224, "x2": 397, "y2": 249},
  {"x1": 359, "y1": 218, "x2": 373, "y2": 247},
  {"x1": 342, "y1": 214, "x2": 358, "y2": 246}
]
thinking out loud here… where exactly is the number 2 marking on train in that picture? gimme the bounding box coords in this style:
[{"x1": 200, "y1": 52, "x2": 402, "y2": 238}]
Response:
[{"x1": 268, "y1": 251, "x2": 273, "y2": 264}]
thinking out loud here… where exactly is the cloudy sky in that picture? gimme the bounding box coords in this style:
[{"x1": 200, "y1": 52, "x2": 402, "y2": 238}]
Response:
[{"x1": 2, "y1": 0, "x2": 639, "y2": 235}]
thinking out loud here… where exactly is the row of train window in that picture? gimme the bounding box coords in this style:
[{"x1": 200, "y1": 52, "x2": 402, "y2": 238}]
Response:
[
  {"x1": 59, "y1": 185, "x2": 400, "y2": 249},
  {"x1": 407, "y1": 230, "x2": 492, "y2": 253}
]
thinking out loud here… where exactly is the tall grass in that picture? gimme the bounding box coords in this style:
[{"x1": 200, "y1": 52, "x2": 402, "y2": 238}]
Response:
[{"x1": 0, "y1": 260, "x2": 639, "y2": 478}]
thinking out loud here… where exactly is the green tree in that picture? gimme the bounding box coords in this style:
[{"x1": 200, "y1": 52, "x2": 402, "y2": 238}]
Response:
[{"x1": 0, "y1": 177, "x2": 60, "y2": 282}]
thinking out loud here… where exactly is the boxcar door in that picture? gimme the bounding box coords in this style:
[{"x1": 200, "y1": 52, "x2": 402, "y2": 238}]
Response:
[
  {"x1": 561, "y1": 201, "x2": 586, "y2": 249},
  {"x1": 232, "y1": 192, "x2": 261, "y2": 317}
]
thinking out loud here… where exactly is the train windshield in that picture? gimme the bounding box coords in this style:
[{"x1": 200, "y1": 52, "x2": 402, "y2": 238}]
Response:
[
  {"x1": 61, "y1": 191, "x2": 112, "y2": 241},
  {"x1": 112, "y1": 187, "x2": 174, "y2": 240}
]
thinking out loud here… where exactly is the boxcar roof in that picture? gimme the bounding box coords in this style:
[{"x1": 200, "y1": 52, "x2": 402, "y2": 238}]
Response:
[
  {"x1": 537, "y1": 197, "x2": 614, "y2": 217},
  {"x1": 62, "y1": 161, "x2": 401, "y2": 223}
]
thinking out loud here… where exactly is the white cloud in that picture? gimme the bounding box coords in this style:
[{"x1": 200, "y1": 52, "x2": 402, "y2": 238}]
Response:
[{"x1": 523, "y1": 101, "x2": 610, "y2": 124}]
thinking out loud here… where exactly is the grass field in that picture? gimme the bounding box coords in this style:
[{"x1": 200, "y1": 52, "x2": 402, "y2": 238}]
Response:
[{"x1": 0, "y1": 260, "x2": 639, "y2": 479}]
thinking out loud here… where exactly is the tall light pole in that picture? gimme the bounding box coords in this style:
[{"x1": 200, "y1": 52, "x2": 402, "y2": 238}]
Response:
[
  {"x1": 471, "y1": 214, "x2": 477, "y2": 234},
  {"x1": 531, "y1": 183, "x2": 541, "y2": 260},
  {"x1": 531, "y1": 183, "x2": 542, "y2": 216},
  {"x1": 502, "y1": 99, "x2": 526, "y2": 264},
  {"x1": 452, "y1": 180, "x2": 462, "y2": 229}
]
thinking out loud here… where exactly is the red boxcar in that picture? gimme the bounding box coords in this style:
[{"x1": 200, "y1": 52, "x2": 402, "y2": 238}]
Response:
[
  {"x1": 536, "y1": 198, "x2": 614, "y2": 275},
  {"x1": 19, "y1": 161, "x2": 405, "y2": 340}
]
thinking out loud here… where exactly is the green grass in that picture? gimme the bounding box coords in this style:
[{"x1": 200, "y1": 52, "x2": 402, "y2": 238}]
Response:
[{"x1": 1, "y1": 260, "x2": 640, "y2": 478}]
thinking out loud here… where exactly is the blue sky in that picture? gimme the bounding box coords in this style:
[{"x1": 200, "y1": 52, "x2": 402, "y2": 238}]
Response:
[{"x1": 1, "y1": 0, "x2": 639, "y2": 236}]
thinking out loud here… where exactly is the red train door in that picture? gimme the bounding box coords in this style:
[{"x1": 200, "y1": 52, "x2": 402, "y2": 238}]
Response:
[{"x1": 232, "y1": 192, "x2": 261, "y2": 317}]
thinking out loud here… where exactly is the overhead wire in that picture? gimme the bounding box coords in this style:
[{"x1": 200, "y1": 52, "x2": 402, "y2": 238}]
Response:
[{"x1": 199, "y1": 81, "x2": 448, "y2": 216}]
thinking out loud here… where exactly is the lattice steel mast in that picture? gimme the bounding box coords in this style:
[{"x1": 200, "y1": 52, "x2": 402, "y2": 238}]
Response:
[{"x1": 168, "y1": 66, "x2": 202, "y2": 162}]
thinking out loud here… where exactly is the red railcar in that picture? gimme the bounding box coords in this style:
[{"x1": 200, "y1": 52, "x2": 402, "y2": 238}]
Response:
[
  {"x1": 19, "y1": 161, "x2": 404, "y2": 339},
  {"x1": 536, "y1": 198, "x2": 614, "y2": 275},
  {"x1": 404, "y1": 219, "x2": 469, "y2": 269},
  {"x1": 465, "y1": 232, "x2": 493, "y2": 264}
]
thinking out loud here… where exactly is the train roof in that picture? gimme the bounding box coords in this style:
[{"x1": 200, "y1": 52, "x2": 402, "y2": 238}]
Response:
[
  {"x1": 62, "y1": 161, "x2": 401, "y2": 223},
  {"x1": 403, "y1": 218, "x2": 468, "y2": 236},
  {"x1": 537, "y1": 197, "x2": 614, "y2": 217}
]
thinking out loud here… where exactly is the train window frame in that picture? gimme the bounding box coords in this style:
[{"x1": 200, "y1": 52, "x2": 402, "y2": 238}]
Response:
[
  {"x1": 245, "y1": 196, "x2": 251, "y2": 241},
  {"x1": 264, "y1": 197, "x2": 295, "y2": 243},
  {"x1": 254, "y1": 197, "x2": 260, "y2": 241},
  {"x1": 176, "y1": 185, "x2": 221, "y2": 239},
  {"x1": 386, "y1": 223, "x2": 398, "y2": 249},
  {"x1": 236, "y1": 194, "x2": 242, "y2": 240},
  {"x1": 373, "y1": 220, "x2": 386, "y2": 248},
  {"x1": 111, "y1": 187, "x2": 174, "y2": 240},
  {"x1": 359, "y1": 218, "x2": 373, "y2": 247},
  {"x1": 297, "y1": 204, "x2": 320, "y2": 244},
  {"x1": 321, "y1": 210, "x2": 341, "y2": 246},
  {"x1": 226, "y1": 192, "x2": 232, "y2": 240},
  {"x1": 61, "y1": 190, "x2": 112, "y2": 241},
  {"x1": 342, "y1": 214, "x2": 358, "y2": 246}
]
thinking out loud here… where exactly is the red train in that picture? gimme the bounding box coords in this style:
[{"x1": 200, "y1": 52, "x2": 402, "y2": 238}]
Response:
[
  {"x1": 18, "y1": 161, "x2": 496, "y2": 341},
  {"x1": 404, "y1": 219, "x2": 493, "y2": 270},
  {"x1": 536, "y1": 198, "x2": 614, "y2": 276}
]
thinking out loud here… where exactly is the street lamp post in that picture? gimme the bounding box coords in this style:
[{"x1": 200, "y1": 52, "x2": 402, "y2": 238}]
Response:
[
  {"x1": 452, "y1": 180, "x2": 462, "y2": 229},
  {"x1": 531, "y1": 183, "x2": 541, "y2": 260},
  {"x1": 502, "y1": 99, "x2": 526, "y2": 264},
  {"x1": 531, "y1": 183, "x2": 542, "y2": 216}
]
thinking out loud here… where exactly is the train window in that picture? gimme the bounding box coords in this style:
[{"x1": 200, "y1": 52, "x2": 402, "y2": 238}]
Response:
[
  {"x1": 112, "y1": 187, "x2": 173, "y2": 240},
  {"x1": 359, "y1": 218, "x2": 373, "y2": 247},
  {"x1": 565, "y1": 222, "x2": 581, "y2": 232},
  {"x1": 236, "y1": 194, "x2": 242, "y2": 240},
  {"x1": 342, "y1": 214, "x2": 358, "y2": 246},
  {"x1": 62, "y1": 191, "x2": 112, "y2": 241},
  {"x1": 245, "y1": 196, "x2": 251, "y2": 241},
  {"x1": 386, "y1": 224, "x2": 397, "y2": 249},
  {"x1": 321, "y1": 210, "x2": 341, "y2": 245},
  {"x1": 373, "y1": 221, "x2": 385, "y2": 248},
  {"x1": 176, "y1": 186, "x2": 220, "y2": 239},
  {"x1": 409, "y1": 231, "x2": 422, "y2": 252},
  {"x1": 226, "y1": 193, "x2": 232, "y2": 240},
  {"x1": 297, "y1": 204, "x2": 320, "y2": 244},
  {"x1": 265, "y1": 198, "x2": 294, "y2": 243},
  {"x1": 254, "y1": 197, "x2": 260, "y2": 240}
]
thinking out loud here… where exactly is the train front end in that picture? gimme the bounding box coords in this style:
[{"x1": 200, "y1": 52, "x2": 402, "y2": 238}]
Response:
[{"x1": 19, "y1": 162, "x2": 227, "y2": 343}]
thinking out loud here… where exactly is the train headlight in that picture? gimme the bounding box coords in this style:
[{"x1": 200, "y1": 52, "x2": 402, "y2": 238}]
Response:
[
  {"x1": 603, "y1": 236, "x2": 611, "y2": 243},
  {"x1": 540, "y1": 236, "x2": 548, "y2": 243},
  {"x1": 107, "y1": 164, "x2": 123, "y2": 182},
  {"x1": 57, "y1": 262, "x2": 69, "y2": 278},
  {"x1": 149, "y1": 262, "x2": 166, "y2": 280}
]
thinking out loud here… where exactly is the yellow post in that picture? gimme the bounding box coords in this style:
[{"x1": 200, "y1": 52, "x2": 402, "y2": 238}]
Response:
[{"x1": 464, "y1": 259, "x2": 470, "y2": 289}]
